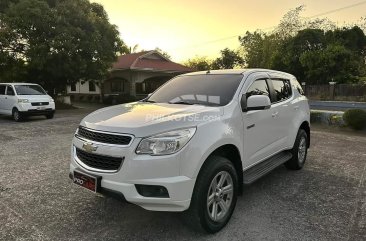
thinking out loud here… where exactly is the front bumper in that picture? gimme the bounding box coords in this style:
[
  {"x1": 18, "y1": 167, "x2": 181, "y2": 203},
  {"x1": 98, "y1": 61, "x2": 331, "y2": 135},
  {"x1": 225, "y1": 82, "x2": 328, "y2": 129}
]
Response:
[
  {"x1": 18, "y1": 102, "x2": 55, "y2": 116},
  {"x1": 70, "y1": 136, "x2": 195, "y2": 212}
]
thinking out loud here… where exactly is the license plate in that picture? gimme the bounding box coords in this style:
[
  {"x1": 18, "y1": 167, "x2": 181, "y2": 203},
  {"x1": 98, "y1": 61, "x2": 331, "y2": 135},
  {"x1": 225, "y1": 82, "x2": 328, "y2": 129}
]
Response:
[
  {"x1": 37, "y1": 106, "x2": 45, "y2": 110},
  {"x1": 73, "y1": 171, "x2": 100, "y2": 193}
]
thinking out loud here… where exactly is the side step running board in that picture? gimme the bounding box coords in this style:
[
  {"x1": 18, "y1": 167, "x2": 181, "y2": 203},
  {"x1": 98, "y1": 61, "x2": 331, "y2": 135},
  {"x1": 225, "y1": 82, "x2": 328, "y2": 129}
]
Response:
[{"x1": 243, "y1": 151, "x2": 292, "y2": 184}]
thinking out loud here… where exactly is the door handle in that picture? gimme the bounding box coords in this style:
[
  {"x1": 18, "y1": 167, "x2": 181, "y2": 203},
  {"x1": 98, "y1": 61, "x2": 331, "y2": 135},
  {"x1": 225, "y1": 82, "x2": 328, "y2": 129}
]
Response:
[
  {"x1": 5, "y1": 97, "x2": 7, "y2": 99},
  {"x1": 271, "y1": 112, "x2": 279, "y2": 117},
  {"x1": 294, "y1": 106, "x2": 299, "y2": 110}
]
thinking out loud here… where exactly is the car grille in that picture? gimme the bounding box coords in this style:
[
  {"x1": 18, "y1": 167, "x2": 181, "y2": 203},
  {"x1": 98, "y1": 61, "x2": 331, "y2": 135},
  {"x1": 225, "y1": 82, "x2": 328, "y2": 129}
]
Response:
[
  {"x1": 31, "y1": 102, "x2": 49, "y2": 106},
  {"x1": 77, "y1": 126, "x2": 132, "y2": 145},
  {"x1": 75, "y1": 148, "x2": 123, "y2": 171}
]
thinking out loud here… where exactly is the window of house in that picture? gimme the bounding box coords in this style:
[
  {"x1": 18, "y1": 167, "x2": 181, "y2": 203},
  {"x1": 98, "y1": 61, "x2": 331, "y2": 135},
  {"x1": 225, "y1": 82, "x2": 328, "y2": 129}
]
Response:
[
  {"x1": 271, "y1": 79, "x2": 292, "y2": 102},
  {"x1": 111, "y1": 80, "x2": 124, "y2": 93},
  {"x1": 135, "y1": 82, "x2": 146, "y2": 94},
  {"x1": 70, "y1": 83, "x2": 76, "y2": 92},
  {"x1": 0, "y1": 85, "x2": 5, "y2": 95},
  {"x1": 89, "y1": 81, "x2": 96, "y2": 92},
  {"x1": 246, "y1": 79, "x2": 270, "y2": 98}
]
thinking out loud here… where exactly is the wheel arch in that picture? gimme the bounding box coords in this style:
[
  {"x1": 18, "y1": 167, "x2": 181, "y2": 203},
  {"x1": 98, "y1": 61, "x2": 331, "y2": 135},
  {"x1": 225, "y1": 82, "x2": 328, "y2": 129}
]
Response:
[
  {"x1": 198, "y1": 144, "x2": 243, "y2": 195},
  {"x1": 299, "y1": 121, "x2": 310, "y2": 148}
]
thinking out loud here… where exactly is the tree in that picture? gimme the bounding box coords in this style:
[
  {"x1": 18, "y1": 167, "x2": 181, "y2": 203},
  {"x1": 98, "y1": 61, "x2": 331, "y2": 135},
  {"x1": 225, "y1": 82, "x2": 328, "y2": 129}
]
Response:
[
  {"x1": 0, "y1": 0, "x2": 128, "y2": 93},
  {"x1": 211, "y1": 48, "x2": 244, "y2": 69},
  {"x1": 183, "y1": 56, "x2": 212, "y2": 71},
  {"x1": 238, "y1": 5, "x2": 366, "y2": 84},
  {"x1": 300, "y1": 44, "x2": 362, "y2": 84}
]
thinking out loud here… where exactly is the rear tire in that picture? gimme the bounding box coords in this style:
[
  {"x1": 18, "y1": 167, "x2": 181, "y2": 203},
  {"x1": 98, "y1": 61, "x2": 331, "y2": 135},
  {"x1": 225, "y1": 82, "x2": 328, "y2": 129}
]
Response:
[
  {"x1": 285, "y1": 129, "x2": 308, "y2": 170},
  {"x1": 183, "y1": 156, "x2": 238, "y2": 233},
  {"x1": 12, "y1": 108, "x2": 23, "y2": 122}
]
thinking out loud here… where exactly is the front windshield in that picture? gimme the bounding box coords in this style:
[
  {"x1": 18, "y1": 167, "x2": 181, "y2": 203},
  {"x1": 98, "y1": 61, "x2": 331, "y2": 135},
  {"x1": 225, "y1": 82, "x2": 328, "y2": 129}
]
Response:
[
  {"x1": 14, "y1": 85, "x2": 47, "y2": 95},
  {"x1": 147, "y1": 74, "x2": 243, "y2": 106}
]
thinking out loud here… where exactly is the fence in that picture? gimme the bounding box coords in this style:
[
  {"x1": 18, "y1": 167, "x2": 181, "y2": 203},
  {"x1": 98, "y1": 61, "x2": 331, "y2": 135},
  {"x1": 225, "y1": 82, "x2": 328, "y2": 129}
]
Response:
[{"x1": 304, "y1": 84, "x2": 366, "y2": 101}]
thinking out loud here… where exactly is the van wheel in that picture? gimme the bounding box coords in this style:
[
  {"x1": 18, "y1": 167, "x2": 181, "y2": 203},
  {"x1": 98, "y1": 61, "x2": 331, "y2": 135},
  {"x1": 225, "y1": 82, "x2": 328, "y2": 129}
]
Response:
[
  {"x1": 12, "y1": 108, "x2": 23, "y2": 122},
  {"x1": 183, "y1": 156, "x2": 238, "y2": 233},
  {"x1": 45, "y1": 113, "x2": 54, "y2": 119},
  {"x1": 285, "y1": 129, "x2": 308, "y2": 170}
]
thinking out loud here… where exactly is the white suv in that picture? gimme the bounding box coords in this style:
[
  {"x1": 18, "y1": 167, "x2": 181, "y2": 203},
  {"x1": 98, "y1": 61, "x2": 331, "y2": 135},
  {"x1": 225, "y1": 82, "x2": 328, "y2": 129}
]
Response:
[
  {"x1": 0, "y1": 83, "x2": 55, "y2": 121},
  {"x1": 69, "y1": 69, "x2": 310, "y2": 233}
]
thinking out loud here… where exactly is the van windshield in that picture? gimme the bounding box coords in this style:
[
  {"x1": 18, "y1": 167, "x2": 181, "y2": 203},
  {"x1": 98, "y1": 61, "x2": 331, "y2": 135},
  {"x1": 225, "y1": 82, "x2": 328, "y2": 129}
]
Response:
[
  {"x1": 146, "y1": 74, "x2": 243, "y2": 106},
  {"x1": 14, "y1": 85, "x2": 47, "y2": 95}
]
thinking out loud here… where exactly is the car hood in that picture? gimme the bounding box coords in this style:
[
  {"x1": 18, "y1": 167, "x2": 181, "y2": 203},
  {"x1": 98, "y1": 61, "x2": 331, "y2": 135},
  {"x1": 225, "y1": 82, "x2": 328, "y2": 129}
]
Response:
[{"x1": 80, "y1": 102, "x2": 223, "y2": 137}]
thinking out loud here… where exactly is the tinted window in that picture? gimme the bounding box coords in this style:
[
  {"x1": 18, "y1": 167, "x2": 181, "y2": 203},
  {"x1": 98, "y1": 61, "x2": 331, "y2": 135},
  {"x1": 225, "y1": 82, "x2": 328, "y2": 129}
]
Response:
[
  {"x1": 293, "y1": 79, "x2": 305, "y2": 95},
  {"x1": 246, "y1": 79, "x2": 270, "y2": 98},
  {"x1": 14, "y1": 85, "x2": 46, "y2": 95},
  {"x1": 147, "y1": 74, "x2": 243, "y2": 106},
  {"x1": 0, "y1": 85, "x2": 5, "y2": 95},
  {"x1": 271, "y1": 79, "x2": 292, "y2": 102},
  {"x1": 6, "y1": 86, "x2": 15, "y2": 95}
]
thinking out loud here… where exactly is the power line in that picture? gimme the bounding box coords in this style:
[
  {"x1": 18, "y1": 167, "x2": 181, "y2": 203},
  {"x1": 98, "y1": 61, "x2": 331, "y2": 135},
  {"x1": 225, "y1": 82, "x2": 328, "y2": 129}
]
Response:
[{"x1": 170, "y1": 0, "x2": 366, "y2": 51}]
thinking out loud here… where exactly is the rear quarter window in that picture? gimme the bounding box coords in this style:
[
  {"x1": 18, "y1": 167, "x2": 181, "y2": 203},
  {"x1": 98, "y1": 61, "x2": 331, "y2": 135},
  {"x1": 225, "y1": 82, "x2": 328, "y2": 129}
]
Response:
[{"x1": 292, "y1": 79, "x2": 305, "y2": 95}]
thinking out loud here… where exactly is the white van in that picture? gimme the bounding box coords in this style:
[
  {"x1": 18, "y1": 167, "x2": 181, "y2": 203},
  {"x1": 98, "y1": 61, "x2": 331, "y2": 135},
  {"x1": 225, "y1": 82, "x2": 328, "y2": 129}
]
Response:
[{"x1": 0, "y1": 83, "x2": 55, "y2": 121}]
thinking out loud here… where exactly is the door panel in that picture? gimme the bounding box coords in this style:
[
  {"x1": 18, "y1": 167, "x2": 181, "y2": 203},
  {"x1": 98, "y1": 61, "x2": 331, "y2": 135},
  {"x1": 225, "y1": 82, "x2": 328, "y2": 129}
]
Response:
[
  {"x1": 242, "y1": 73, "x2": 279, "y2": 168},
  {"x1": 268, "y1": 78, "x2": 294, "y2": 151},
  {"x1": 0, "y1": 85, "x2": 6, "y2": 113},
  {"x1": 3, "y1": 86, "x2": 16, "y2": 112}
]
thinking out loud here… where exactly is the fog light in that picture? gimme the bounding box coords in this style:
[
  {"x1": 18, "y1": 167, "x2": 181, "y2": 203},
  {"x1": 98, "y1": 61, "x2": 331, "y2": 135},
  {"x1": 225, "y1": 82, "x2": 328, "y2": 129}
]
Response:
[{"x1": 135, "y1": 184, "x2": 169, "y2": 198}]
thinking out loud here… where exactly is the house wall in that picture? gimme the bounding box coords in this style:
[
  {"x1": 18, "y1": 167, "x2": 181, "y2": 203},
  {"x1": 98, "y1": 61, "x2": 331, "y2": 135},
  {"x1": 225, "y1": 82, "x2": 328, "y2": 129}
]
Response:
[
  {"x1": 105, "y1": 70, "x2": 177, "y2": 97},
  {"x1": 67, "y1": 81, "x2": 101, "y2": 95}
]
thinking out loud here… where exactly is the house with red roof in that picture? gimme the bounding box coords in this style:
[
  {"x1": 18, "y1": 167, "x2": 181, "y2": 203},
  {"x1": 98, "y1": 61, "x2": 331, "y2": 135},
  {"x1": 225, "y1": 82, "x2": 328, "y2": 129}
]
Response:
[{"x1": 67, "y1": 50, "x2": 193, "y2": 103}]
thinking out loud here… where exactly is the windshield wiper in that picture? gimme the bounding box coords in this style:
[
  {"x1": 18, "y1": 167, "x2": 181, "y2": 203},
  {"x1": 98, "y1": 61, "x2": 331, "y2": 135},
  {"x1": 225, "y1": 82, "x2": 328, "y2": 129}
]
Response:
[
  {"x1": 143, "y1": 99, "x2": 156, "y2": 103},
  {"x1": 168, "y1": 101, "x2": 194, "y2": 105}
]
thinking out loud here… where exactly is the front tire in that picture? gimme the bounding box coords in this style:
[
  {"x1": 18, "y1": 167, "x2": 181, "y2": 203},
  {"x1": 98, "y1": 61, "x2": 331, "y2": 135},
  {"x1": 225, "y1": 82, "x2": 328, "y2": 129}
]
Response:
[
  {"x1": 285, "y1": 129, "x2": 308, "y2": 170},
  {"x1": 183, "y1": 156, "x2": 238, "y2": 233},
  {"x1": 12, "y1": 108, "x2": 23, "y2": 122},
  {"x1": 45, "y1": 113, "x2": 54, "y2": 119}
]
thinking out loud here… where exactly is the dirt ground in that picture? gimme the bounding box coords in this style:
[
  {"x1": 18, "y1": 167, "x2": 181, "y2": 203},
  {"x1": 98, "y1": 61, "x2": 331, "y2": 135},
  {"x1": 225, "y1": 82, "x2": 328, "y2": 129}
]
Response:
[{"x1": 0, "y1": 109, "x2": 365, "y2": 241}]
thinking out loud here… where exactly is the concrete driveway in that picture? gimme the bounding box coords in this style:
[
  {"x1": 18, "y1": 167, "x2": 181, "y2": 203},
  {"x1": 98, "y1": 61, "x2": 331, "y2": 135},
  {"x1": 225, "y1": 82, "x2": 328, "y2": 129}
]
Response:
[{"x1": 0, "y1": 109, "x2": 365, "y2": 241}]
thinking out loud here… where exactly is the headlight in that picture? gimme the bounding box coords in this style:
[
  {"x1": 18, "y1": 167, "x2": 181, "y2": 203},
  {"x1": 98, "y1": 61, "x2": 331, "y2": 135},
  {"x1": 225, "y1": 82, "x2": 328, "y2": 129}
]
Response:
[
  {"x1": 50, "y1": 98, "x2": 55, "y2": 102},
  {"x1": 136, "y1": 128, "x2": 196, "y2": 155},
  {"x1": 18, "y1": 99, "x2": 29, "y2": 103}
]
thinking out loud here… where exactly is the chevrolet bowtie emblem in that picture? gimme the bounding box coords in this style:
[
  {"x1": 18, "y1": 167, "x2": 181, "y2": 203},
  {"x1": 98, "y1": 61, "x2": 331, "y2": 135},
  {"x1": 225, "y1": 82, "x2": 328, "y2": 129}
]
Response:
[{"x1": 82, "y1": 142, "x2": 98, "y2": 153}]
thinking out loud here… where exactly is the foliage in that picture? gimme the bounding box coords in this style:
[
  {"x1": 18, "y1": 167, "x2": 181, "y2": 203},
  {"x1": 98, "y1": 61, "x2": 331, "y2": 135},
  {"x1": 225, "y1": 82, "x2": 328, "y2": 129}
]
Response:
[
  {"x1": 184, "y1": 48, "x2": 243, "y2": 71},
  {"x1": 343, "y1": 109, "x2": 366, "y2": 130},
  {"x1": 238, "y1": 6, "x2": 366, "y2": 84},
  {"x1": 183, "y1": 56, "x2": 212, "y2": 71},
  {"x1": 0, "y1": 0, "x2": 128, "y2": 93},
  {"x1": 211, "y1": 48, "x2": 244, "y2": 69}
]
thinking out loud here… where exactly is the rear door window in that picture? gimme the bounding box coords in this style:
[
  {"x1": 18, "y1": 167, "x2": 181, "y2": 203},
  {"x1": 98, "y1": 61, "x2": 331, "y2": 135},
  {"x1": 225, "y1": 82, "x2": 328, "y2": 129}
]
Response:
[{"x1": 271, "y1": 79, "x2": 292, "y2": 103}]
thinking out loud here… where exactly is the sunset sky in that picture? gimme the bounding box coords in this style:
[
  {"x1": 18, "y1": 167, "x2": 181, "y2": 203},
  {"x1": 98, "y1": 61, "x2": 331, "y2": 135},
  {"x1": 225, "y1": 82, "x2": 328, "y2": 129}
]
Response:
[{"x1": 92, "y1": 0, "x2": 366, "y2": 62}]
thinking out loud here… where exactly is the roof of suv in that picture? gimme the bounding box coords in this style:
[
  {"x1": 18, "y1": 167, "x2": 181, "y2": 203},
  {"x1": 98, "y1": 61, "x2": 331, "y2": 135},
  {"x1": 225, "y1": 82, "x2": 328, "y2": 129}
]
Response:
[{"x1": 183, "y1": 68, "x2": 295, "y2": 78}]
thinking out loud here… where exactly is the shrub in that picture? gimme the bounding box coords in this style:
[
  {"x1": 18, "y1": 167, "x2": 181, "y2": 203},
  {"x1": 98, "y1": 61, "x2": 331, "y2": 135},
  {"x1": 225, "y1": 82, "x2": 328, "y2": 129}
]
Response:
[{"x1": 343, "y1": 109, "x2": 366, "y2": 130}]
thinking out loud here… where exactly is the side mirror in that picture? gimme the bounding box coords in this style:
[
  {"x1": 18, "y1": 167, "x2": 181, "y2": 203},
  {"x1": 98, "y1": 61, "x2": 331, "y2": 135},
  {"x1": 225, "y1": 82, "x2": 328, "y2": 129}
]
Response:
[
  {"x1": 242, "y1": 95, "x2": 271, "y2": 112},
  {"x1": 147, "y1": 93, "x2": 152, "y2": 97}
]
